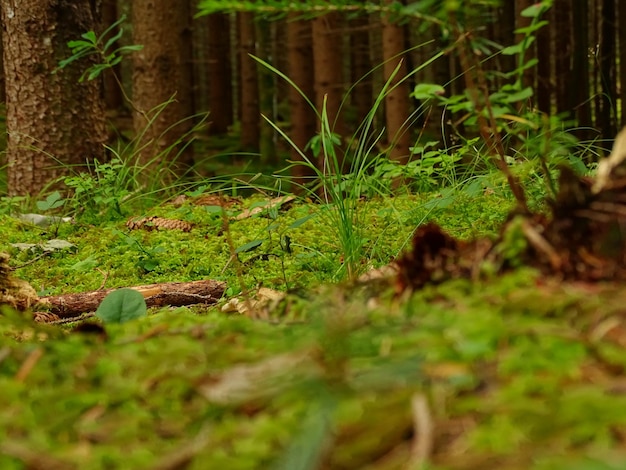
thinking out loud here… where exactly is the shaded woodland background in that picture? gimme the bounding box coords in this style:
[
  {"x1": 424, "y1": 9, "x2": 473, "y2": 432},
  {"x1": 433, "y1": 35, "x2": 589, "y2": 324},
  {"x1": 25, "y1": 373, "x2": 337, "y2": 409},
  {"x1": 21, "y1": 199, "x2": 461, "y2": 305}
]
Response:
[{"x1": 0, "y1": 0, "x2": 625, "y2": 195}]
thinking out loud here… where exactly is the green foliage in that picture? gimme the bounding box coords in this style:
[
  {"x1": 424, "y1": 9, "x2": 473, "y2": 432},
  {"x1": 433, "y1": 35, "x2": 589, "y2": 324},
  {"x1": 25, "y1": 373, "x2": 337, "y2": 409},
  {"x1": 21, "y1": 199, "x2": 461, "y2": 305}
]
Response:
[
  {"x1": 55, "y1": 15, "x2": 143, "y2": 82},
  {"x1": 64, "y1": 158, "x2": 133, "y2": 223},
  {"x1": 95, "y1": 288, "x2": 147, "y2": 324},
  {"x1": 36, "y1": 191, "x2": 65, "y2": 212}
]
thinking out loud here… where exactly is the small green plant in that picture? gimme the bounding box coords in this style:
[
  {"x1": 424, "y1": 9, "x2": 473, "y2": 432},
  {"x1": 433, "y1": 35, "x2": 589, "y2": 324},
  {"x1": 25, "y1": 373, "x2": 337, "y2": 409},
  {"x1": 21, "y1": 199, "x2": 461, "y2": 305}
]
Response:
[
  {"x1": 55, "y1": 15, "x2": 143, "y2": 82},
  {"x1": 95, "y1": 288, "x2": 147, "y2": 324},
  {"x1": 114, "y1": 229, "x2": 165, "y2": 273},
  {"x1": 64, "y1": 158, "x2": 133, "y2": 223}
]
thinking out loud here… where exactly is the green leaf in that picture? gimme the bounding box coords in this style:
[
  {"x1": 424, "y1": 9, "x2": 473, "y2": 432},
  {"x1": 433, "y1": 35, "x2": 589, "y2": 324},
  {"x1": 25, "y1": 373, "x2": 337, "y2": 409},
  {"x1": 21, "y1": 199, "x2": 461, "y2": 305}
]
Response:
[
  {"x1": 80, "y1": 31, "x2": 97, "y2": 43},
  {"x1": 411, "y1": 83, "x2": 445, "y2": 100},
  {"x1": 521, "y1": 2, "x2": 551, "y2": 18},
  {"x1": 287, "y1": 214, "x2": 316, "y2": 230},
  {"x1": 501, "y1": 43, "x2": 523, "y2": 55},
  {"x1": 235, "y1": 239, "x2": 264, "y2": 254},
  {"x1": 95, "y1": 288, "x2": 147, "y2": 324},
  {"x1": 36, "y1": 191, "x2": 65, "y2": 211}
]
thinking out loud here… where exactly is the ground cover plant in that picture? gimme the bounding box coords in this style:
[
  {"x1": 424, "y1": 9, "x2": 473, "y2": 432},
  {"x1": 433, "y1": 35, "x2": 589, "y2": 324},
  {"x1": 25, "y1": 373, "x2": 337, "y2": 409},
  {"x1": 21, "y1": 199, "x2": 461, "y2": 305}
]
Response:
[
  {"x1": 3, "y1": 1, "x2": 626, "y2": 468},
  {"x1": 2, "y1": 162, "x2": 626, "y2": 469}
]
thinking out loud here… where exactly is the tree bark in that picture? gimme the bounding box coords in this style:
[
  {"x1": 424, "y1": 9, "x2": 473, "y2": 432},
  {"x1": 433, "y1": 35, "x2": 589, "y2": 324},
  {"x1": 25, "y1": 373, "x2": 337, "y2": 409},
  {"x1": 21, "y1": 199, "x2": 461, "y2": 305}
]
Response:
[
  {"x1": 312, "y1": 12, "x2": 345, "y2": 168},
  {"x1": 101, "y1": 0, "x2": 123, "y2": 113},
  {"x1": 350, "y1": 15, "x2": 373, "y2": 125},
  {"x1": 208, "y1": 13, "x2": 233, "y2": 135},
  {"x1": 39, "y1": 280, "x2": 226, "y2": 319},
  {"x1": 382, "y1": 4, "x2": 411, "y2": 164},
  {"x1": 286, "y1": 14, "x2": 317, "y2": 190},
  {"x1": 1, "y1": 0, "x2": 107, "y2": 196},
  {"x1": 132, "y1": 0, "x2": 192, "y2": 172},
  {"x1": 238, "y1": 12, "x2": 260, "y2": 152}
]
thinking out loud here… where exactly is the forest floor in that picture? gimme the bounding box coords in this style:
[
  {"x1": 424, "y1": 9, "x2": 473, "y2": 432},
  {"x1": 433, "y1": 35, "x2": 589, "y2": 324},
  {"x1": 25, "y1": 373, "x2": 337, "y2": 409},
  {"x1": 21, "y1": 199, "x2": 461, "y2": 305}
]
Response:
[{"x1": 0, "y1": 181, "x2": 625, "y2": 469}]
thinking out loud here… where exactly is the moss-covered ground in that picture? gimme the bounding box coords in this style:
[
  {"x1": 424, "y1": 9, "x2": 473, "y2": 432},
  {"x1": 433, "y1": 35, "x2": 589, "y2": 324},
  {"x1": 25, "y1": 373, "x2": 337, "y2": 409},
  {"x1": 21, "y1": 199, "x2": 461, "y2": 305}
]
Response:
[{"x1": 1, "y1": 185, "x2": 625, "y2": 469}]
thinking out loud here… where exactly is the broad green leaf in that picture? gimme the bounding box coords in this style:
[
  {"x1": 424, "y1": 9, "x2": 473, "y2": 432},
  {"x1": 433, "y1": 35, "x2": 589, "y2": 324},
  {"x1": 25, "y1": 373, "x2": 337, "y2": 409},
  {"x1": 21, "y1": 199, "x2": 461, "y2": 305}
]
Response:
[
  {"x1": 411, "y1": 83, "x2": 445, "y2": 100},
  {"x1": 95, "y1": 288, "x2": 147, "y2": 324},
  {"x1": 235, "y1": 239, "x2": 264, "y2": 254},
  {"x1": 80, "y1": 30, "x2": 97, "y2": 43}
]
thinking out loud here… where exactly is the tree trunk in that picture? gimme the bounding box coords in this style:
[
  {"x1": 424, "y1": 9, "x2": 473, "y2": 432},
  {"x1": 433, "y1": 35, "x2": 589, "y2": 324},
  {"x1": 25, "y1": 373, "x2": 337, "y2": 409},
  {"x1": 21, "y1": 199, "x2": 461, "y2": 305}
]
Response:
[
  {"x1": 312, "y1": 12, "x2": 345, "y2": 168},
  {"x1": 287, "y1": 14, "x2": 316, "y2": 189},
  {"x1": 1, "y1": 0, "x2": 107, "y2": 196},
  {"x1": 382, "y1": 4, "x2": 411, "y2": 164},
  {"x1": 255, "y1": 19, "x2": 277, "y2": 164},
  {"x1": 350, "y1": 15, "x2": 373, "y2": 125},
  {"x1": 599, "y1": 0, "x2": 617, "y2": 142},
  {"x1": 207, "y1": 13, "x2": 233, "y2": 135},
  {"x1": 620, "y1": 0, "x2": 626, "y2": 129},
  {"x1": 101, "y1": 0, "x2": 123, "y2": 113},
  {"x1": 571, "y1": 0, "x2": 591, "y2": 139},
  {"x1": 238, "y1": 12, "x2": 260, "y2": 153},
  {"x1": 132, "y1": 0, "x2": 192, "y2": 172}
]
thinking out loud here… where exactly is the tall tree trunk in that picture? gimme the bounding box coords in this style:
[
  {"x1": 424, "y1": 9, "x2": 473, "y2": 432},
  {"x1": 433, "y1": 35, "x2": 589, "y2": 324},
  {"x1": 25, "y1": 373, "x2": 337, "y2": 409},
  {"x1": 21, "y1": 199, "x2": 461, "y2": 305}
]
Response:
[
  {"x1": 0, "y1": 28, "x2": 5, "y2": 103},
  {"x1": 535, "y1": 5, "x2": 551, "y2": 114},
  {"x1": 571, "y1": 0, "x2": 591, "y2": 139},
  {"x1": 515, "y1": 0, "x2": 536, "y2": 91},
  {"x1": 132, "y1": 0, "x2": 192, "y2": 171},
  {"x1": 207, "y1": 13, "x2": 233, "y2": 135},
  {"x1": 287, "y1": 14, "x2": 316, "y2": 189},
  {"x1": 599, "y1": 0, "x2": 617, "y2": 142},
  {"x1": 382, "y1": 4, "x2": 411, "y2": 164},
  {"x1": 312, "y1": 12, "x2": 345, "y2": 169},
  {"x1": 256, "y1": 19, "x2": 276, "y2": 163},
  {"x1": 1, "y1": 0, "x2": 107, "y2": 196},
  {"x1": 101, "y1": 0, "x2": 123, "y2": 113},
  {"x1": 238, "y1": 12, "x2": 260, "y2": 153},
  {"x1": 350, "y1": 15, "x2": 373, "y2": 125},
  {"x1": 620, "y1": 0, "x2": 626, "y2": 129}
]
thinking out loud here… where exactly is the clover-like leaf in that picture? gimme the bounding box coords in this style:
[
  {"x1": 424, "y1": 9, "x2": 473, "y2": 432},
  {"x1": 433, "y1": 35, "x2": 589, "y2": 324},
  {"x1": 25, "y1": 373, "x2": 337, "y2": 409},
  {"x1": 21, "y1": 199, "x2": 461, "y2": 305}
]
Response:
[{"x1": 95, "y1": 288, "x2": 147, "y2": 324}]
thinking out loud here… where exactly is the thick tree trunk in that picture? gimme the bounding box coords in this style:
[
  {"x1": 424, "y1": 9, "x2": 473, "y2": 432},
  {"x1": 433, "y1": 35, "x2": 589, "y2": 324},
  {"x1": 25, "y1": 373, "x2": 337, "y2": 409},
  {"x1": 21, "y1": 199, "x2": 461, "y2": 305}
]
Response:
[
  {"x1": 1, "y1": 0, "x2": 107, "y2": 196},
  {"x1": 132, "y1": 0, "x2": 192, "y2": 171},
  {"x1": 382, "y1": 5, "x2": 411, "y2": 164},
  {"x1": 238, "y1": 12, "x2": 260, "y2": 152},
  {"x1": 287, "y1": 15, "x2": 316, "y2": 189},
  {"x1": 208, "y1": 13, "x2": 233, "y2": 135},
  {"x1": 312, "y1": 12, "x2": 345, "y2": 168}
]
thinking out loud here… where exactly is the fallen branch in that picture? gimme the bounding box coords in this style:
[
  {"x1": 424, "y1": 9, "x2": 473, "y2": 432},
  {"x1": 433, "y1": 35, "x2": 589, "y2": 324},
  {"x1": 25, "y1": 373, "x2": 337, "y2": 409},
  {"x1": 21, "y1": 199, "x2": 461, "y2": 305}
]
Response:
[{"x1": 37, "y1": 280, "x2": 226, "y2": 319}]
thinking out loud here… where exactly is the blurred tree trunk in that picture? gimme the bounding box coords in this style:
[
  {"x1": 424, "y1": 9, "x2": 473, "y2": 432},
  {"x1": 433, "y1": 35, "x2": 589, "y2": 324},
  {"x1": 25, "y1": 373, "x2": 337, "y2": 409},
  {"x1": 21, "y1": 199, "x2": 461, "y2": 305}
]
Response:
[
  {"x1": 382, "y1": 3, "x2": 411, "y2": 164},
  {"x1": 238, "y1": 12, "x2": 260, "y2": 153},
  {"x1": 0, "y1": 28, "x2": 5, "y2": 103},
  {"x1": 208, "y1": 13, "x2": 233, "y2": 135},
  {"x1": 599, "y1": 0, "x2": 617, "y2": 142},
  {"x1": 312, "y1": 12, "x2": 345, "y2": 169},
  {"x1": 132, "y1": 0, "x2": 192, "y2": 172},
  {"x1": 515, "y1": 0, "x2": 536, "y2": 92},
  {"x1": 101, "y1": 0, "x2": 123, "y2": 113},
  {"x1": 1, "y1": 0, "x2": 107, "y2": 196},
  {"x1": 287, "y1": 14, "x2": 316, "y2": 189},
  {"x1": 535, "y1": 6, "x2": 551, "y2": 114},
  {"x1": 256, "y1": 19, "x2": 276, "y2": 163},
  {"x1": 350, "y1": 15, "x2": 373, "y2": 125},
  {"x1": 571, "y1": 0, "x2": 591, "y2": 139},
  {"x1": 620, "y1": 0, "x2": 626, "y2": 129},
  {"x1": 553, "y1": 0, "x2": 573, "y2": 115}
]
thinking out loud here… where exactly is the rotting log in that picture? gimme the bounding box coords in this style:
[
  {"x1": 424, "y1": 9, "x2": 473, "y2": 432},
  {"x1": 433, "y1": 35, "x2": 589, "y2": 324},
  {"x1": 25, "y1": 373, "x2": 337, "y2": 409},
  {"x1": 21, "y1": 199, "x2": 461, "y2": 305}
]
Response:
[{"x1": 38, "y1": 280, "x2": 226, "y2": 319}]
